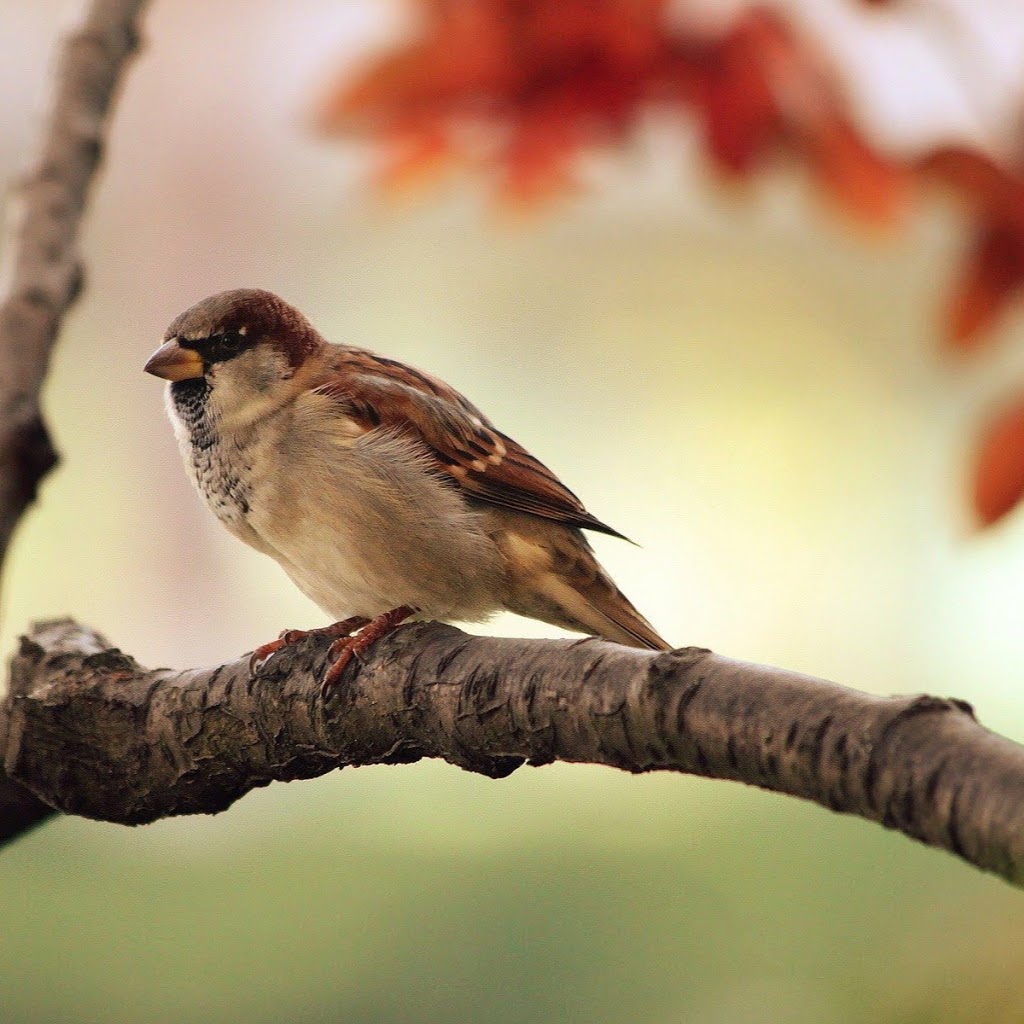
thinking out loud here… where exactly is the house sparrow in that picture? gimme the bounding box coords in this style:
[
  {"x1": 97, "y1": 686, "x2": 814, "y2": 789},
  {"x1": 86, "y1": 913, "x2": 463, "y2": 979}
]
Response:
[{"x1": 144, "y1": 288, "x2": 670, "y2": 685}]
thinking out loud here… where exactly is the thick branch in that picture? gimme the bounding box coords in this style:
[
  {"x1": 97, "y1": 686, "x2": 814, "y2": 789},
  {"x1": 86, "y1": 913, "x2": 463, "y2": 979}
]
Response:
[
  {"x1": 0, "y1": 0, "x2": 150, "y2": 838},
  {"x1": 4, "y1": 618, "x2": 1023, "y2": 886}
]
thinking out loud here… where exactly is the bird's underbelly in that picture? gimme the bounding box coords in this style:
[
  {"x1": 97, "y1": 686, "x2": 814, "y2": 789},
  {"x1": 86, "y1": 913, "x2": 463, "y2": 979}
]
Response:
[
  {"x1": 272, "y1": 535, "x2": 454, "y2": 622},
  {"x1": 235, "y1": 436, "x2": 506, "y2": 623},
  {"x1": 261, "y1": 505, "x2": 502, "y2": 622}
]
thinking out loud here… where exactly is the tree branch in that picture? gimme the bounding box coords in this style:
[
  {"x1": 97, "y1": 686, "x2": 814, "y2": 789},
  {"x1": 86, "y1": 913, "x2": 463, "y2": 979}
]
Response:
[
  {"x1": 0, "y1": 0, "x2": 151, "y2": 840},
  {"x1": 3, "y1": 618, "x2": 1023, "y2": 886}
]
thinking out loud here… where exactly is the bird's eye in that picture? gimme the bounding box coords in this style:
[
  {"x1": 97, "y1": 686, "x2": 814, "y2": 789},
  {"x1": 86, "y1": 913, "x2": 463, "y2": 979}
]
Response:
[
  {"x1": 218, "y1": 332, "x2": 241, "y2": 351},
  {"x1": 202, "y1": 331, "x2": 247, "y2": 364}
]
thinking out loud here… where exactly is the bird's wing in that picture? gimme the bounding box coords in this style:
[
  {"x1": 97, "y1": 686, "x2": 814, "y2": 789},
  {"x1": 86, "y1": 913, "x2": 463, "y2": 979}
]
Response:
[{"x1": 311, "y1": 348, "x2": 628, "y2": 540}]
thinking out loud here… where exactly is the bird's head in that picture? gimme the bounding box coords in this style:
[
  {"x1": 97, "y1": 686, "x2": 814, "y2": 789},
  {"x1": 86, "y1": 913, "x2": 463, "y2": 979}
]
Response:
[{"x1": 144, "y1": 289, "x2": 322, "y2": 425}]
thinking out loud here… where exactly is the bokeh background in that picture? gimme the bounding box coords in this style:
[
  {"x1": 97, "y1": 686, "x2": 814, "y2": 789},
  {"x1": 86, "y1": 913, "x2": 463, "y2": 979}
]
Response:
[{"x1": 3, "y1": 1, "x2": 1024, "y2": 1022}]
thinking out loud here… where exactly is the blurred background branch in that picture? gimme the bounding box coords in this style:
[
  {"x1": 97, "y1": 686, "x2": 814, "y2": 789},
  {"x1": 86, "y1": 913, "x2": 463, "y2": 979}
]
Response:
[
  {"x1": 0, "y1": 0, "x2": 149, "y2": 844},
  {"x1": 7, "y1": 618, "x2": 1024, "y2": 888}
]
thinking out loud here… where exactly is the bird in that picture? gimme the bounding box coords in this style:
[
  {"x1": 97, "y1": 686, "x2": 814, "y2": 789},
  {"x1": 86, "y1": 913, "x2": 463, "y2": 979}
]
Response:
[{"x1": 144, "y1": 288, "x2": 670, "y2": 686}]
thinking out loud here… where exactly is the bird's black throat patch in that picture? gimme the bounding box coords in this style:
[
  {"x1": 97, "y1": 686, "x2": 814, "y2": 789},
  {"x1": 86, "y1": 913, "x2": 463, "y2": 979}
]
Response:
[
  {"x1": 169, "y1": 376, "x2": 252, "y2": 522},
  {"x1": 170, "y1": 377, "x2": 214, "y2": 451}
]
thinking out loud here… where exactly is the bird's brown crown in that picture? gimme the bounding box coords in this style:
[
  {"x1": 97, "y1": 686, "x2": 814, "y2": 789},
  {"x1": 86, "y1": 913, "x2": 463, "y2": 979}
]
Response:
[{"x1": 164, "y1": 288, "x2": 322, "y2": 368}]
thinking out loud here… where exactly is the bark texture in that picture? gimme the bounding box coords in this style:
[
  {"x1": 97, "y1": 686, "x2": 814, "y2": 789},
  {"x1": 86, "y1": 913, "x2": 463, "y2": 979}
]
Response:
[
  {"x1": 4, "y1": 618, "x2": 1023, "y2": 886},
  {"x1": 0, "y1": 0, "x2": 151, "y2": 840}
]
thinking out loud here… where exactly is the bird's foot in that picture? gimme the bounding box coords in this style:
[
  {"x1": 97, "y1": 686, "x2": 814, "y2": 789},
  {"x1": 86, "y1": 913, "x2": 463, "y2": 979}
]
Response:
[
  {"x1": 248, "y1": 616, "x2": 370, "y2": 676},
  {"x1": 320, "y1": 605, "x2": 416, "y2": 693}
]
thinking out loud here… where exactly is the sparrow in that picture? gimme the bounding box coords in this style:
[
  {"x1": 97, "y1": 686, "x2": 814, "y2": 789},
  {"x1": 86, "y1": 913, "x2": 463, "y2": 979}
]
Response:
[{"x1": 144, "y1": 288, "x2": 670, "y2": 685}]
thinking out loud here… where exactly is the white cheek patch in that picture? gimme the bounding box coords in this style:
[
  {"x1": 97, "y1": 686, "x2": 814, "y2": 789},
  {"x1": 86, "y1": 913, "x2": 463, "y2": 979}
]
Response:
[{"x1": 207, "y1": 349, "x2": 294, "y2": 430}]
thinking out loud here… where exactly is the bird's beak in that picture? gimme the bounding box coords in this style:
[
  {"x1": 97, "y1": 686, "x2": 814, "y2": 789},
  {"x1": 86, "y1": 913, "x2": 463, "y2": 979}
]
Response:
[{"x1": 143, "y1": 339, "x2": 204, "y2": 382}]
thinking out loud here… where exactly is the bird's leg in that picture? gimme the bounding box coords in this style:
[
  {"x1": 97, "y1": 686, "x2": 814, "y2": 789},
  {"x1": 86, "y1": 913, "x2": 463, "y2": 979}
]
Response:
[
  {"x1": 249, "y1": 616, "x2": 370, "y2": 675},
  {"x1": 321, "y1": 605, "x2": 417, "y2": 691}
]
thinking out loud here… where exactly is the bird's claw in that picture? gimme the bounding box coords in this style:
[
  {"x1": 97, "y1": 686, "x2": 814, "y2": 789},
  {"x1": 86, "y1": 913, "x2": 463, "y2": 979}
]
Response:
[
  {"x1": 319, "y1": 639, "x2": 356, "y2": 694},
  {"x1": 248, "y1": 617, "x2": 371, "y2": 679},
  {"x1": 318, "y1": 604, "x2": 417, "y2": 696},
  {"x1": 248, "y1": 644, "x2": 280, "y2": 677}
]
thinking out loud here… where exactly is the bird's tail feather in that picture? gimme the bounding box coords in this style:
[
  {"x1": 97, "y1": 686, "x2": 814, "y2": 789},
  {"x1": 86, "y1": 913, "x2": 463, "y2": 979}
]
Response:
[
  {"x1": 497, "y1": 522, "x2": 671, "y2": 651},
  {"x1": 565, "y1": 574, "x2": 671, "y2": 651},
  {"x1": 589, "y1": 586, "x2": 671, "y2": 650}
]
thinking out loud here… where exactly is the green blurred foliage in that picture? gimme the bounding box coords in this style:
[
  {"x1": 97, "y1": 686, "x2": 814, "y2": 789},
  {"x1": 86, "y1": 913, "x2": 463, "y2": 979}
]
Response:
[{"x1": 3, "y1": 765, "x2": 1021, "y2": 1024}]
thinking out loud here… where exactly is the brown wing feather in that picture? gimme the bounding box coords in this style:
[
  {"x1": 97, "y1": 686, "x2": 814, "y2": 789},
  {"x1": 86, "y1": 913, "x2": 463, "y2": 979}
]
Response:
[{"x1": 312, "y1": 349, "x2": 629, "y2": 540}]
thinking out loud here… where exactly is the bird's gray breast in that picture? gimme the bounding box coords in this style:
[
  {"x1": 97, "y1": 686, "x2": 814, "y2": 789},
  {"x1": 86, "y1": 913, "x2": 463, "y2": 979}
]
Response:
[{"x1": 169, "y1": 378, "x2": 252, "y2": 529}]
